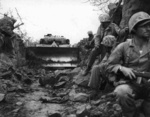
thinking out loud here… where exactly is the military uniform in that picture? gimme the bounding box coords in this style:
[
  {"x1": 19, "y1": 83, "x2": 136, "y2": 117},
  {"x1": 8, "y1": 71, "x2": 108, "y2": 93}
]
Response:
[{"x1": 107, "y1": 11, "x2": 150, "y2": 117}]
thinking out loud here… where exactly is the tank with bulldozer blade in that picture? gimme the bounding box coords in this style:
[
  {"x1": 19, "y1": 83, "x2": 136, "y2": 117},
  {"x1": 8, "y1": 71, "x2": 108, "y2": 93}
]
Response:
[{"x1": 25, "y1": 34, "x2": 80, "y2": 69}]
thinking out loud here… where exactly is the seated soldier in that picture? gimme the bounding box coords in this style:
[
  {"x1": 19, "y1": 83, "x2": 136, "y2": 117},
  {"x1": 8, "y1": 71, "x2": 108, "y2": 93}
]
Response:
[
  {"x1": 107, "y1": 11, "x2": 150, "y2": 117},
  {"x1": 82, "y1": 13, "x2": 129, "y2": 76},
  {"x1": 87, "y1": 35, "x2": 117, "y2": 97},
  {"x1": 84, "y1": 31, "x2": 94, "y2": 49}
]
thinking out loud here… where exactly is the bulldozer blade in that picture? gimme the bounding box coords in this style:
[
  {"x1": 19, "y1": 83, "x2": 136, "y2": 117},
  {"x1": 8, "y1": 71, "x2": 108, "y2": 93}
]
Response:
[{"x1": 26, "y1": 46, "x2": 80, "y2": 68}]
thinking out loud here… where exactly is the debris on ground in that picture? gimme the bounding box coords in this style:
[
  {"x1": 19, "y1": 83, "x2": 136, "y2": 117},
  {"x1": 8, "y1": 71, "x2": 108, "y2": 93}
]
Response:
[
  {"x1": 2, "y1": 1, "x2": 148, "y2": 116},
  {"x1": 0, "y1": 62, "x2": 123, "y2": 117}
]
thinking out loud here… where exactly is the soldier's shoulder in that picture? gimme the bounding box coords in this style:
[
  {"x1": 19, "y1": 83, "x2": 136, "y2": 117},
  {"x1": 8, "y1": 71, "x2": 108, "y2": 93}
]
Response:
[{"x1": 117, "y1": 39, "x2": 132, "y2": 49}]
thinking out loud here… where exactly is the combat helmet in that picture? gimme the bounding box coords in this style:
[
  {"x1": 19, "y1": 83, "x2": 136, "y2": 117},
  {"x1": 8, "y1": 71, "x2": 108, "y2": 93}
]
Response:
[
  {"x1": 87, "y1": 31, "x2": 93, "y2": 35},
  {"x1": 128, "y1": 11, "x2": 150, "y2": 32},
  {"x1": 99, "y1": 13, "x2": 111, "y2": 23},
  {"x1": 101, "y1": 35, "x2": 116, "y2": 47}
]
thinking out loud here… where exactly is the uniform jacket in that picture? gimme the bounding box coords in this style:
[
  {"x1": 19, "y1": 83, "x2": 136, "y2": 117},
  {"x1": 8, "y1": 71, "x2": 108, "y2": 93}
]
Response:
[
  {"x1": 107, "y1": 39, "x2": 150, "y2": 73},
  {"x1": 94, "y1": 23, "x2": 120, "y2": 48},
  {"x1": 95, "y1": 23, "x2": 128, "y2": 48}
]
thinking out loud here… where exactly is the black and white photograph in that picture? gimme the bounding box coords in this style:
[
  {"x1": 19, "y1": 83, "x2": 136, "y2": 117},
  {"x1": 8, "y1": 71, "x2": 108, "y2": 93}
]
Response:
[{"x1": 0, "y1": 0, "x2": 150, "y2": 117}]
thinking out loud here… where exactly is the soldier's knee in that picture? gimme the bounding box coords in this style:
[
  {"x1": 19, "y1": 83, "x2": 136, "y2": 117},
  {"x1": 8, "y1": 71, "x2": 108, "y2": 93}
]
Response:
[{"x1": 114, "y1": 84, "x2": 133, "y2": 97}]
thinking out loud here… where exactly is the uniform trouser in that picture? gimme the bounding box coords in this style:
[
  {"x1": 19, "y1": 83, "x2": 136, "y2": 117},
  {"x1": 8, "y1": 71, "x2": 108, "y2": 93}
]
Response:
[
  {"x1": 87, "y1": 45, "x2": 106, "y2": 68},
  {"x1": 88, "y1": 65, "x2": 101, "y2": 89},
  {"x1": 88, "y1": 63, "x2": 107, "y2": 89},
  {"x1": 114, "y1": 83, "x2": 150, "y2": 117}
]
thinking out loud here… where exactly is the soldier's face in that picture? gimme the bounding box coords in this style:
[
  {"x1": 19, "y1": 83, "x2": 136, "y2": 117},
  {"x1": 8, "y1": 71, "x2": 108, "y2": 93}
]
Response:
[
  {"x1": 102, "y1": 22, "x2": 110, "y2": 28},
  {"x1": 136, "y1": 22, "x2": 150, "y2": 40}
]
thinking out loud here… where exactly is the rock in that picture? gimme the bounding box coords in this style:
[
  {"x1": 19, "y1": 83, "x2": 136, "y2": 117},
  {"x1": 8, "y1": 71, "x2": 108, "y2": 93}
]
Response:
[
  {"x1": 101, "y1": 95, "x2": 106, "y2": 99},
  {"x1": 67, "y1": 114, "x2": 76, "y2": 117},
  {"x1": 90, "y1": 110, "x2": 102, "y2": 117},
  {"x1": 98, "y1": 103, "x2": 107, "y2": 111},
  {"x1": 73, "y1": 93, "x2": 88, "y2": 102},
  {"x1": 14, "y1": 72, "x2": 22, "y2": 81},
  {"x1": 0, "y1": 93, "x2": 5, "y2": 102},
  {"x1": 38, "y1": 69, "x2": 46, "y2": 75},
  {"x1": 39, "y1": 74, "x2": 56, "y2": 86},
  {"x1": 58, "y1": 76, "x2": 69, "y2": 82},
  {"x1": 0, "y1": 53, "x2": 14, "y2": 70},
  {"x1": 86, "y1": 104, "x2": 91, "y2": 110},
  {"x1": 106, "y1": 101, "x2": 111, "y2": 106},
  {"x1": 54, "y1": 69, "x2": 71, "y2": 77},
  {"x1": 0, "y1": 82, "x2": 7, "y2": 93},
  {"x1": 48, "y1": 113, "x2": 62, "y2": 117},
  {"x1": 70, "y1": 67, "x2": 82, "y2": 76},
  {"x1": 55, "y1": 73, "x2": 68, "y2": 81},
  {"x1": 0, "y1": 70, "x2": 12, "y2": 79},
  {"x1": 54, "y1": 81, "x2": 66, "y2": 89},
  {"x1": 73, "y1": 73, "x2": 90, "y2": 87},
  {"x1": 76, "y1": 104, "x2": 91, "y2": 117},
  {"x1": 23, "y1": 78, "x2": 32, "y2": 85},
  {"x1": 76, "y1": 104, "x2": 91, "y2": 111},
  {"x1": 91, "y1": 99, "x2": 102, "y2": 105},
  {"x1": 12, "y1": 108, "x2": 20, "y2": 113},
  {"x1": 16, "y1": 101, "x2": 23, "y2": 106},
  {"x1": 5, "y1": 92, "x2": 17, "y2": 103},
  {"x1": 7, "y1": 84, "x2": 24, "y2": 93},
  {"x1": 113, "y1": 104, "x2": 121, "y2": 111},
  {"x1": 69, "y1": 89, "x2": 88, "y2": 102},
  {"x1": 55, "y1": 90, "x2": 69, "y2": 97}
]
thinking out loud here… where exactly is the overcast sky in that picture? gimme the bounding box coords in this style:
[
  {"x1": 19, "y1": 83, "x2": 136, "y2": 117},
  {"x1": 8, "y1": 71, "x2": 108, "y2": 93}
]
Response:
[{"x1": 1, "y1": 0, "x2": 100, "y2": 44}]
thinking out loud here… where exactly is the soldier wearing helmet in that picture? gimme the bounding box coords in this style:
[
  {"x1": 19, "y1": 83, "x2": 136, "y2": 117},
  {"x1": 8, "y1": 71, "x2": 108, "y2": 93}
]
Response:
[
  {"x1": 87, "y1": 30, "x2": 93, "y2": 35},
  {"x1": 84, "y1": 31, "x2": 94, "y2": 49},
  {"x1": 101, "y1": 35, "x2": 116, "y2": 47},
  {"x1": 99, "y1": 13, "x2": 110, "y2": 23},
  {"x1": 107, "y1": 11, "x2": 150, "y2": 117},
  {"x1": 0, "y1": 16, "x2": 17, "y2": 54},
  {"x1": 129, "y1": 11, "x2": 150, "y2": 33},
  {"x1": 0, "y1": 15, "x2": 23, "y2": 68},
  {"x1": 87, "y1": 35, "x2": 117, "y2": 98},
  {"x1": 82, "y1": 13, "x2": 125, "y2": 76},
  {"x1": 0, "y1": 16, "x2": 16, "y2": 36},
  {"x1": 87, "y1": 31, "x2": 94, "y2": 42}
]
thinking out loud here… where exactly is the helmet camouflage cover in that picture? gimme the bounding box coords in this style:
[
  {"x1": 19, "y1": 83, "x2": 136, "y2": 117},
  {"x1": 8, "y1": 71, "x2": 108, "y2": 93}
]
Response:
[
  {"x1": 99, "y1": 13, "x2": 111, "y2": 23},
  {"x1": 101, "y1": 35, "x2": 116, "y2": 47},
  {"x1": 0, "y1": 16, "x2": 16, "y2": 35}
]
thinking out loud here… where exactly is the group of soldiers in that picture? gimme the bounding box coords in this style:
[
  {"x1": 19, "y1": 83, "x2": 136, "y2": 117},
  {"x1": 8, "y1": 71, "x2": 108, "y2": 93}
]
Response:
[
  {"x1": 1, "y1": 10, "x2": 150, "y2": 117},
  {"x1": 83, "y1": 11, "x2": 150, "y2": 117}
]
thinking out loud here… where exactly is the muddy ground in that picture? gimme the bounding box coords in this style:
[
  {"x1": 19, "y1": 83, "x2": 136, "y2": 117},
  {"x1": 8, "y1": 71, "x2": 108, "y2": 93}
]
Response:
[{"x1": 0, "y1": 67, "x2": 123, "y2": 117}]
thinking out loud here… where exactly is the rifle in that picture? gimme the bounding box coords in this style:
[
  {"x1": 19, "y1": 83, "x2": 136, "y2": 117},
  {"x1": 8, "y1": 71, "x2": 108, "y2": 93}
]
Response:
[
  {"x1": 116, "y1": 70, "x2": 150, "y2": 85},
  {"x1": 133, "y1": 71, "x2": 150, "y2": 79},
  {"x1": 14, "y1": 22, "x2": 24, "y2": 29}
]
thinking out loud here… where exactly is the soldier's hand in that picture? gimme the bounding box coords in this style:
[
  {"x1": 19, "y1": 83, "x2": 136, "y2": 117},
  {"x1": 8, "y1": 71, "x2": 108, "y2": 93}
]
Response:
[{"x1": 120, "y1": 66, "x2": 136, "y2": 79}]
